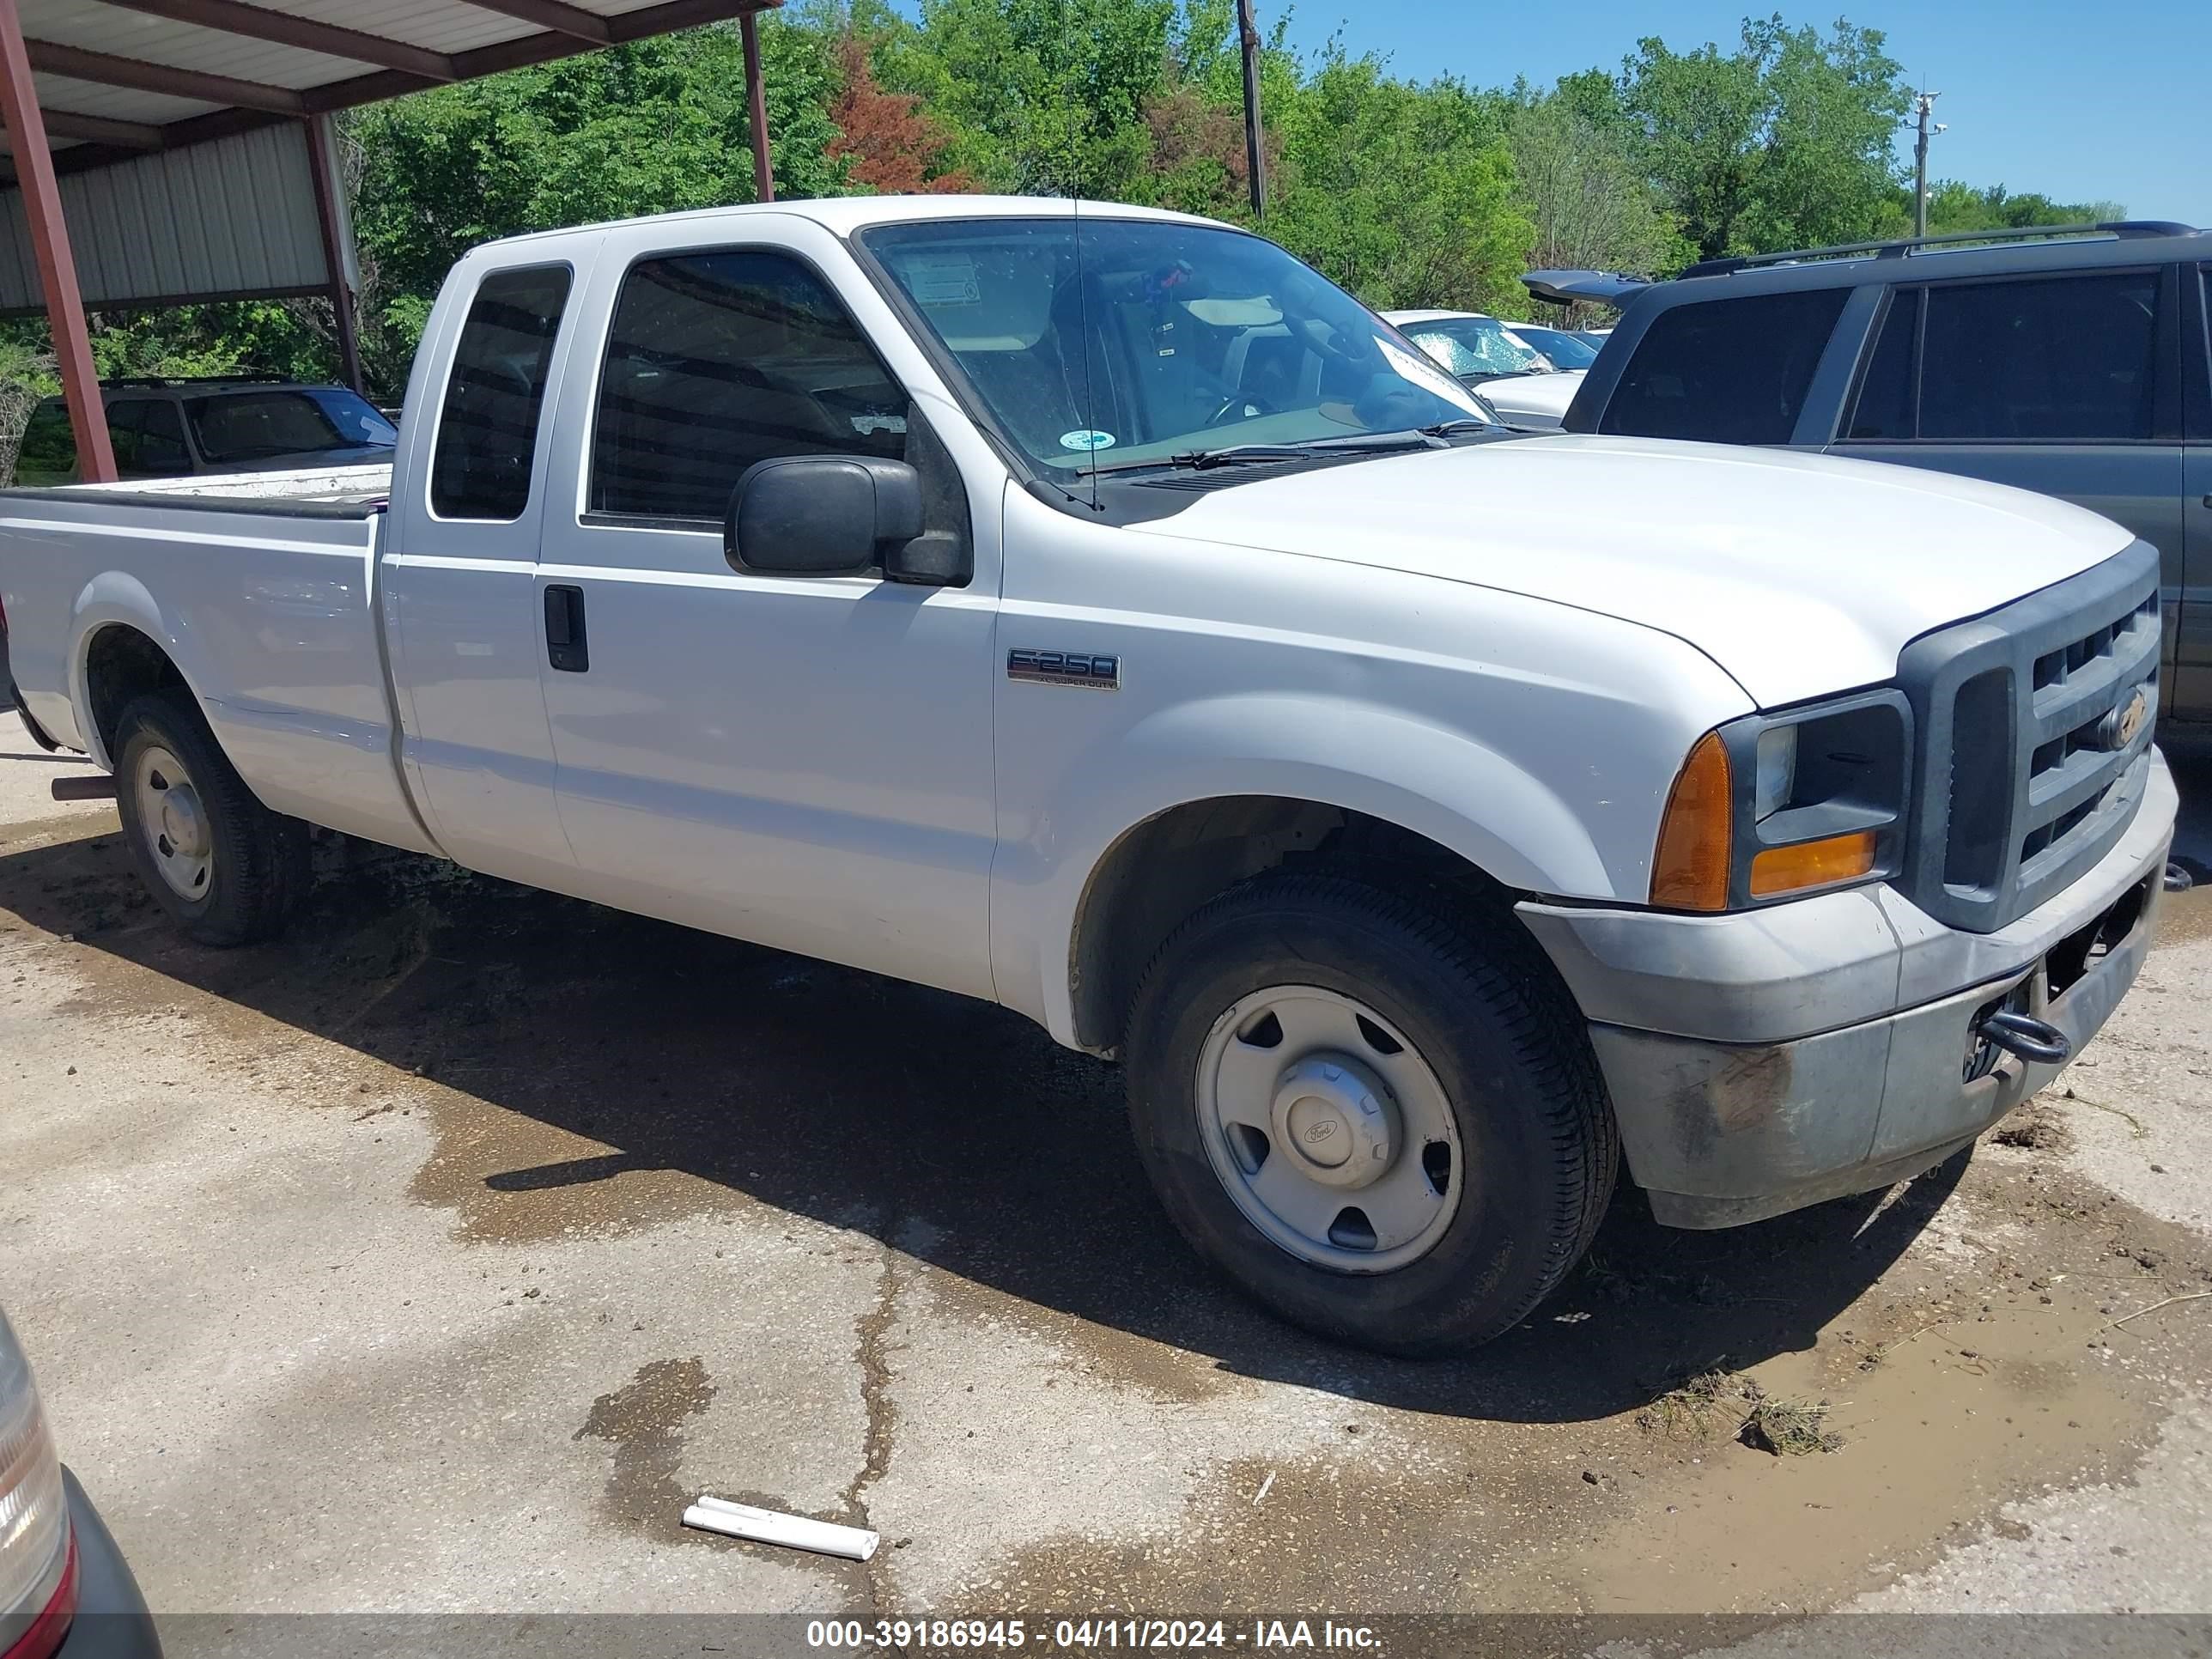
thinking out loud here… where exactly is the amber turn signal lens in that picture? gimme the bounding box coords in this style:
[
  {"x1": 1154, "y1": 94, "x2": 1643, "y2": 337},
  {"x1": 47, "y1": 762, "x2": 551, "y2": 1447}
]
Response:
[
  {"x1": 1748, "y1": 830, "x2": 1877, "y2": 898},
  {"x1": 1650, "y1": 732, "x2": 1733, "y2": 911}
]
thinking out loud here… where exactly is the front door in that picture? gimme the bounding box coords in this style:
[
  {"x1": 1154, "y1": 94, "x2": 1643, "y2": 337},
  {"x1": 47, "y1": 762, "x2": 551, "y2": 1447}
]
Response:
[{"x1": 532, "y1": 228, "x2": 1000, "y2": 1000}]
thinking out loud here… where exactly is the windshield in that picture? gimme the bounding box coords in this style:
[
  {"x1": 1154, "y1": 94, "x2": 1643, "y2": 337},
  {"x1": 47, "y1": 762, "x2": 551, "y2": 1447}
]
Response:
[
  {"x1": 859, "y1": 218, "x2": 1488, "y2": 474},
  {"x1": 1504, "y1": 324, "x2": 1599, "y2": 370},
  {"x1": 1394, "y1": 315, "x2": 1553, "y2": 382},
  {"x1": 183, "y1": 388, "x2": 397, "y2": 465}
]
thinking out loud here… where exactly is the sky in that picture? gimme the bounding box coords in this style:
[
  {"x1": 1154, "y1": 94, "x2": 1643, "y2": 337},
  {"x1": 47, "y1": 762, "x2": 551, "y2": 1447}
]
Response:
[{"x1": 1267, "y1": 0, "x2": 2208, "y2": 225}]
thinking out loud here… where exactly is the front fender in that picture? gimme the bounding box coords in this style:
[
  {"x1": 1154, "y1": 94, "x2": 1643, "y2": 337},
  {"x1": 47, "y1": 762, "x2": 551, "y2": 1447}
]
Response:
[{"x1": 993, "y1": 692, "x2": 1615, "y2": 1046}]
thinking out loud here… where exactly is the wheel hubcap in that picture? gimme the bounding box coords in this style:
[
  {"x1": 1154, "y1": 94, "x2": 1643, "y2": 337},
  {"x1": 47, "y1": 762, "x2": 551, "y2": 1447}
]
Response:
[
  {"x1": 1196, "y1": 987, "x2": 1462, "y2": 1273},
  {"x1": 133, "y1": 744, "x2": 214, "y2": 901}
]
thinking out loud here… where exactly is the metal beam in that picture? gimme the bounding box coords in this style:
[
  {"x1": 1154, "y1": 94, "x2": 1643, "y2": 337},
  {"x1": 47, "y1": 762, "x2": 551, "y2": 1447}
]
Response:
[
  {"x1": 449, "y1": 0, "x2": 608, "y2": 45},
  {"x1": 738, "y1": 7, "x2": 769, "y2": 202},
  {"x1": 301, "y1": 0, "x2": 779, "y2": 112},
  {"x1": 303, "y1": 113, "x2": 364, "y2": 395},
  {"x1": 0, "y1": 0, "x2": 116, "y2": 482},
  {"x1": 25, "y1": 39, "x2": 306, "y2": 113},
  {"x1": 90, "y1": 0, "x2": 458, "y2": 82},
  {"x1": 8, "y1": 106, "x2": 164, "y2": 148}
]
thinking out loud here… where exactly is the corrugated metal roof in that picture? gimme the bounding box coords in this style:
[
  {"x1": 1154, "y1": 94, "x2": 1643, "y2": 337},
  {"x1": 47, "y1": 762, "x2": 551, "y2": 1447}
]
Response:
[
  {"x1": 0, "y1": 122, "x2": 325, "y2": 308},
  {"x1": 0, "y1": 0, "x2": 776, "y2": 319}
]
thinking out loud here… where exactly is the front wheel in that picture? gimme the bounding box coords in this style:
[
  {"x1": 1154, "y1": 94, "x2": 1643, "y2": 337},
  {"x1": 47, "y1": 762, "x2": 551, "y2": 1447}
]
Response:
[
  {"x1": 1124, "y1": 872, "x2": 1616, "y2": 1356},
  {"x1": 112, "y1": 690, "x2": 308, "y2": 946}
]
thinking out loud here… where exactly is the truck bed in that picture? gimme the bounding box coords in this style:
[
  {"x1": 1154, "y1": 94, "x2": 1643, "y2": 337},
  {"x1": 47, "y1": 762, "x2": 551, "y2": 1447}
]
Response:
[{"x1": 0, "y1": 469, "x2": 431, "y2": 856}]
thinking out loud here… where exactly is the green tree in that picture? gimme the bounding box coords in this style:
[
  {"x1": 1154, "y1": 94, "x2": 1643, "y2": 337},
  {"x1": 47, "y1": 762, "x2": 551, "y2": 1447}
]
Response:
[
  {"x1": 1267, "y1": 51, "x2": 1531, "y2": 314},
  {"x1": 1921, "y1": 180, "x2": 2124, "y2": 234},
  {"x1": 347, "y1": 18, "x2": 848, "y2": 386},
  {"x1": 1619, "y1": 15, "x2": 1910, "y2": 261},
  {"x1": 1509, "y1": 93, "x2": 1688, "y2": 282}
]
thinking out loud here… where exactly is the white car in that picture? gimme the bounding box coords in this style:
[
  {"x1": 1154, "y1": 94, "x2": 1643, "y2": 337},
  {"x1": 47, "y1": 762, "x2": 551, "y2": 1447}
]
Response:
[
  {"x1": 1383, "y1": 308, "x2": 1583, "y2": 428},
  {"x1": 0, "y1": 197, "x2": 2175, "y2": 1355}
]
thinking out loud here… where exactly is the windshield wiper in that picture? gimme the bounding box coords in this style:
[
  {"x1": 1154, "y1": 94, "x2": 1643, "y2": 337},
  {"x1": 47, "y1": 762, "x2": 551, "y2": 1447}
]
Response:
[
  {"x1": 1416, "y1": 419, "x2": 1495, "y2": 438},
  {"x1": 1088, "y1": 432, "x2": 1443, "y2": 476}
]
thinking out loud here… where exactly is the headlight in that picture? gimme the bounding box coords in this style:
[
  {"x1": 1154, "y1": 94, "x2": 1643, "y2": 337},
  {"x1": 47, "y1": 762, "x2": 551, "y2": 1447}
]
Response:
[{"x1": 1651, "y1": 690, "x2": 1911, "y2": 911}]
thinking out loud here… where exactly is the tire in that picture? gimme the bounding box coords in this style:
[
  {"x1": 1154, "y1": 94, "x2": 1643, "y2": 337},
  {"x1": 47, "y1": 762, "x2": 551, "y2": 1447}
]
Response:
[
  {"x1": 1124, "y1": 870, "x2": 1616, "y2": 1356},
  {"x1": 112, "y1": 690, "x2": 309, "y2": 946}
]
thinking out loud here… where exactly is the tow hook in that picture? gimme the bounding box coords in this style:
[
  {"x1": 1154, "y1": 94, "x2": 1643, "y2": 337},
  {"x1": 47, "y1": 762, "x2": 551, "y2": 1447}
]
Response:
[
  {"x1": 2168, "y1": 862, "x2": 2196, "y2": 894},
  {"x1": 1975, "y1": 1009, "x2": 2071, "y2": 1066}
]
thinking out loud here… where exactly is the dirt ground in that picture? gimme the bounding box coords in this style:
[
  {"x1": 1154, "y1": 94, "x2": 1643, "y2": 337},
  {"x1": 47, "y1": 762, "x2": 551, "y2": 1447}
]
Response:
[{"x1": 4, "y1": 711, "x2": 2210, "y2": 1651}]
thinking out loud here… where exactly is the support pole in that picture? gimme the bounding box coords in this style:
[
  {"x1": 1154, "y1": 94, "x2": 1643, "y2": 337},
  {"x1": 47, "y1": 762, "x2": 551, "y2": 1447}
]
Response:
[
  {"x1": 0, "y1": 0, "x2": 114, "y2": 482},
  {"x1": 1237, "y1": 0, "x2": 1266, "y2": 222},
  {"x1": 1911, "y1": 89, "x2": 1942, "y2": 240},
  {"x1": 304, "y1": 114, "x2": 366, "y2": 395},
  {"x1": 739, "y1": 9, "x2": 773, "y2": 204}
]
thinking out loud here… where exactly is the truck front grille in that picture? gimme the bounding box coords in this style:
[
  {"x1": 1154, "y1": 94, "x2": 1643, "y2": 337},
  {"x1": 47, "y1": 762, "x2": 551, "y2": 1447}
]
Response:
[{"x1": 1896, "y1": 541, "x2": 2160, "y2": 934}]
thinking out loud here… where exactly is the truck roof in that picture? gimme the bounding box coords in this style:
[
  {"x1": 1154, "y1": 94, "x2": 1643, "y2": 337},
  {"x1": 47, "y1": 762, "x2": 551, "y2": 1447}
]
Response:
[{"x1": 474, "y1": 193, "x2": 1225, "y2": 255}]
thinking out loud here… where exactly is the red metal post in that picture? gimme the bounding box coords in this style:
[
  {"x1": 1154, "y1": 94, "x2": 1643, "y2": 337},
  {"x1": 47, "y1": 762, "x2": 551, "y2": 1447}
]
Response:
[
  {"x1": 304, "y1": 114, "x2": 367, "y2": 395},
  {"x1": 0, "y1": 0, "x2": 114, "y2": 481},
  {"x1": 739, "y1": 8, "x2": 772, "y2": 203}
]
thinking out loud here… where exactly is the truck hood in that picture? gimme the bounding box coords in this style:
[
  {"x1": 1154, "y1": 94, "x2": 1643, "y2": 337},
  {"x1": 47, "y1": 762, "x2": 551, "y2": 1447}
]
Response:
[{"x1": 1132, "y1": 434, "x2": 2136, "y2": 708}]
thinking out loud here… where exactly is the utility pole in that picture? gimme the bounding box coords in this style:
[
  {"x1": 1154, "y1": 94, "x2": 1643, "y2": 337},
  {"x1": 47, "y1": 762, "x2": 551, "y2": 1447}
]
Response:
[
  {"x1": 1237, "y1": 0, "x2": 1267, "y2": 222},
  {"x1": 1911, "y1": 88, "x2": 1944, "y2": 238}
]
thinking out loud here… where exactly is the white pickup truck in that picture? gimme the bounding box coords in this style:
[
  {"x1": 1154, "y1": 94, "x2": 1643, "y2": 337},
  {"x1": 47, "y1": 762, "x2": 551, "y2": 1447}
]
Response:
[{"x1": 0, "y1": 197, "x2": 2178, "y2": 1354}]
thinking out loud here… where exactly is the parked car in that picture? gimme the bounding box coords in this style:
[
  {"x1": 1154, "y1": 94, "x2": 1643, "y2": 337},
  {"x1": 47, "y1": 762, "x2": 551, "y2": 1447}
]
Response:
[
  {"x1": 0, "y1": 1310, "x2": 161, "y2": 1659},
  {"x1": 12, "y1": 379, "x2": 397, "y2": 488},
  {"x1": 1382, "y1": 309, "x2": 1584, "y2": 428},
  {"x1": 1495, "y1": 319, "x2": 1600, "y2": 372},
  {"x1": 0, "y1": 198, "x2": 2178, "y2": 1354},
  {"x1": 1525, "y1": 221, "x2": 2211, "y2": 723}
]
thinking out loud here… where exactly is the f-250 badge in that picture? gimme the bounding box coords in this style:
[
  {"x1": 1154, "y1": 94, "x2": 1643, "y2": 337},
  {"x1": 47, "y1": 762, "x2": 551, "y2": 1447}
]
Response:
[{"x1": 1007, "y1": 649, "x2": 1120, "y2": 690}]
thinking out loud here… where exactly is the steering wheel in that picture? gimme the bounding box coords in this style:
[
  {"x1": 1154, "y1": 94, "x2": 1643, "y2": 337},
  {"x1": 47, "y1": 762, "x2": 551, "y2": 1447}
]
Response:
[{"x1": 1206, "y1": 393, "x2": 1279, "y2": 427}]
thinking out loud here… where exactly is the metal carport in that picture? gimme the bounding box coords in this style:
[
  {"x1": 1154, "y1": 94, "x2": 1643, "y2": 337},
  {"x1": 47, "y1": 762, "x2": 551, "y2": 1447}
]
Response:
[{"x1": 0, "y1": 0, "x2": 782, "y2": 480}]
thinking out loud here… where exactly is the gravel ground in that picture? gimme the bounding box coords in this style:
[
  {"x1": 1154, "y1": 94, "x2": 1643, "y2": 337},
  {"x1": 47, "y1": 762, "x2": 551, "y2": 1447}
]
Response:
[{"x1": 4, "y1": 710, "x2": 2209, "y2": 1651}]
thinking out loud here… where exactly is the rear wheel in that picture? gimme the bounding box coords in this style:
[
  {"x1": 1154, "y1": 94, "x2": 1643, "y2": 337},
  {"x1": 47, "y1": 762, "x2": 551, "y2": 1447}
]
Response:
[
  {"x1": 1124, "y1": 871, "x2": 1615, "y2": 1355},
  {"x1": 112, "y1": 690, "x2": 307, "y2": 946}
]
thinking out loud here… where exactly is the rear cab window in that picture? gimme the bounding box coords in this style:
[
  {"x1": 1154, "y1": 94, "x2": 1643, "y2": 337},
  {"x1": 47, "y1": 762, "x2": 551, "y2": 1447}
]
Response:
[
  {"x1": 1598, "y1": 289, "x2": 1850, "y2": 444},
  {"x1": 430, "y1": 264, "x2": 574, "y2": 521}
]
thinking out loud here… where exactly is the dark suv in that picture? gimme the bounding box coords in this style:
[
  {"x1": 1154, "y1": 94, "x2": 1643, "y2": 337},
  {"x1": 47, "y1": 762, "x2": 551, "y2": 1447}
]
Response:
[
  {"x1": 12, "y1": 377, "x2": 396, "y2": 488},
  {"x1": 1528, "y1": 222, "x2": 2211, "y2": 724}
]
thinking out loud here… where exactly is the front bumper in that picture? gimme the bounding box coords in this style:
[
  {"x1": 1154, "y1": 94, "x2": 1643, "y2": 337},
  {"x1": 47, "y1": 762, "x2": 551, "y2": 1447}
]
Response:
[
  {"x1": 54, "y1": 1470, "x2": 162, "y2": 1659},
  {"x1": 1517, "y1": 750, "x2": 2177, "y2": 1228}
]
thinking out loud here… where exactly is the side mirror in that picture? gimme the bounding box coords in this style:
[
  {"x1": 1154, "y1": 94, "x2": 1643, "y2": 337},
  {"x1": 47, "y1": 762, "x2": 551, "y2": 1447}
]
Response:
[{"x1": 726, "y1": 456, "x2": 923, "y2": 577}]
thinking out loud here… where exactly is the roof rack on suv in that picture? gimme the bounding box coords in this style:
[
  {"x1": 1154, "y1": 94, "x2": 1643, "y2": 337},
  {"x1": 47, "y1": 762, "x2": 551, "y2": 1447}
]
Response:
[
  {"x1": 100, "y1": 374, "x2": 291, "y2": 389},
  {"x1": 1680, "y1": 220, "x2": 2202, "y2": 279}
]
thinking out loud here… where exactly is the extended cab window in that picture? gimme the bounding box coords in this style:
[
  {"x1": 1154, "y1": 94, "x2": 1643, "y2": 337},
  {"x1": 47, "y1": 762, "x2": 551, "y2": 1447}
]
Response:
[
  {"x1": 590, "y1": 251, "x2": 907, "y2": 521},
  {"x1": 1916, "y1": 272, "x2": 2160, "y2": 442},
  {"x1": 1598, "y1": 289, "x2": 1849, "y2": 444},
  {"x1": 431, "y1": 264, "x2": 573, "y2": 521}
]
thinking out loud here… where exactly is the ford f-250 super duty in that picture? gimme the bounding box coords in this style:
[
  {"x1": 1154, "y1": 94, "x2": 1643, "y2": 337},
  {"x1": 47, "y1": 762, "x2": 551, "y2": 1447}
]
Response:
[{"x1": 0, "y1": 197, "x2": 2179, "y2": 1355}]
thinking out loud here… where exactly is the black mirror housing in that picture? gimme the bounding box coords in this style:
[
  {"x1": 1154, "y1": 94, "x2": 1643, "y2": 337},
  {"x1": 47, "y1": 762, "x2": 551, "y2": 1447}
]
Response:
[{"x1": 726, "y1": 456, "x2": 923, "y2": 576}]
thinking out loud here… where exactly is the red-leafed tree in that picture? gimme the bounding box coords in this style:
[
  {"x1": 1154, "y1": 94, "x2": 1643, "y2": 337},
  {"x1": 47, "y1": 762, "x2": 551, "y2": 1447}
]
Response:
[{"x1": 828, "y1": 33, "x2": 980, "y2": 196}]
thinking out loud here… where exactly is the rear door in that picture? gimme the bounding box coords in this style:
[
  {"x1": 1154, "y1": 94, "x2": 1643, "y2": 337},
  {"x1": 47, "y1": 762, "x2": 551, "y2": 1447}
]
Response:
[
  {"x1": 1827, "y1": 268, "x2": 2187, "y2": 690},
  {"x1": 384, "y1": 257, "x2": 588, "y2": 885},
  {"x1": 2180, "y1": 262, "x2": 2212, "y2": 720}
]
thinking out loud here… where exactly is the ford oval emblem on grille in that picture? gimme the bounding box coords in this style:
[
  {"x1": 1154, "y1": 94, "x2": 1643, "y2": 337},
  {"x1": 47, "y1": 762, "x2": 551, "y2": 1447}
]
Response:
[{"x1": 2098, "y1": 687, "x2": 2149, "y2": 752}]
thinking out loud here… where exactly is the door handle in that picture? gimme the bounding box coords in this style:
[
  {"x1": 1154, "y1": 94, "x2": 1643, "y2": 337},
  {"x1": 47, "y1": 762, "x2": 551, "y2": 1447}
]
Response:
[{"x1": 544, "y1": 584, "x2": 588, "y2": 672}]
